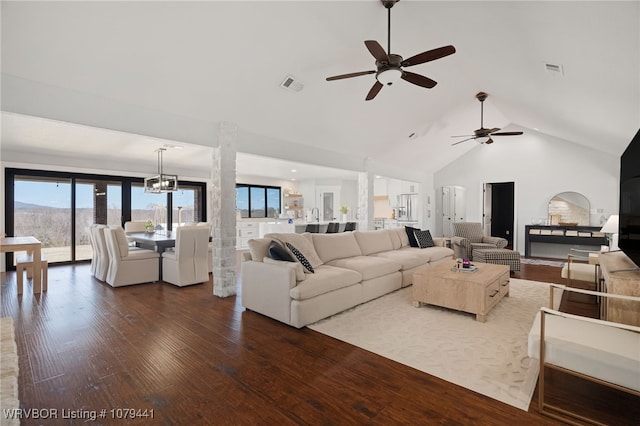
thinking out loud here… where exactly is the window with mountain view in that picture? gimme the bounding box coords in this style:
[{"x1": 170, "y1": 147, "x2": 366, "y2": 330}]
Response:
[
  {"x1": 6, "y1": 169, "x2": 206, "y2": 267},
  {"x1": 236, "y1": 184, "x2": 281, "y2": 218},
  {"x1": 14, "y1": 177, "x2": 73, "y2": 262}
]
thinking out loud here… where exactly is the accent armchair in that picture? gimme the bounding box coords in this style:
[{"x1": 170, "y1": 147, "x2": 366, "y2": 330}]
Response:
[{"x1": 451, "y1": 222, "x2": 508, "y2": 260}]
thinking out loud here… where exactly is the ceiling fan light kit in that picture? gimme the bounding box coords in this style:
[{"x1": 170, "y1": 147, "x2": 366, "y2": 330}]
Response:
[
  {"x1": 377, "y1": 68, "x2": 403, "y2": 85},
  {"x1": 451, "y1": 92, "x2": 524, "y2": 146},
  {"x1": 326, "y1": 0, "x2": 455, "y2": 100}
]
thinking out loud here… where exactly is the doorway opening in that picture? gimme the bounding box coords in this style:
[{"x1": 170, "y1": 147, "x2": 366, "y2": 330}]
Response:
[{"x1": 483, "y1": 182, "x2": 515, "y2": 248}]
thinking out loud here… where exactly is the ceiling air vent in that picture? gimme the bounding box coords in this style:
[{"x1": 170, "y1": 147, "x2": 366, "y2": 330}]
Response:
[
  {"x1": 544, "y1": 63, "x2": 564, "y2": 77},
  {"x1": 280, "y1": 75, "x2": 304, "y2": 92}
]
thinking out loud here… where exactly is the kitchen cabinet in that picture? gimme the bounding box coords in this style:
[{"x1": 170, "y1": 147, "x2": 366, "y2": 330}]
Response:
[{"x1": 237, "y1": 221, "x2": 258, "y2": 249}]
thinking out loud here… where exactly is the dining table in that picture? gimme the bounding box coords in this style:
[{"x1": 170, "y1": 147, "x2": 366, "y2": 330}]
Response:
[
  {"x1": 126, "y1": 231, "x2": 176, "y2": 254},
  {"x1": 1, "y1": 236, "x2": 43, "y2": 294}
]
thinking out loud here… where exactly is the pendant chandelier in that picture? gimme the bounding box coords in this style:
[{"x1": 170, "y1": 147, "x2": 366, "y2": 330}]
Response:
[{"x1": 144, "y1": 148, "x2": 178, "y2": 193}]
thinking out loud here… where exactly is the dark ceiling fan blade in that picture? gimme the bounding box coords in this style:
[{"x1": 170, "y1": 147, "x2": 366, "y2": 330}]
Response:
[
  {"x1": 490, "y1": 131, "x2": 524, "y2": 136},
  {"x1": 451, "y1": 137, "x2": 475, "y2": 146},
  {"x1": 485, "y1": 138, "x2": 494, "y2": 145},
  {"x1": 326, "y1": 70, "x2": 376, "y2": 81},
  {"x1": 364, "y1": 40, "x2": 389, "y2": 63},
  {"x1": 487, "y1": 127, "x2": 501, "y2": 133},
  {"x1": 365, "y1": 81, "x2": 384, "y2": 101},
  {"x1": 401, "y1": 71, "x2": 437, "y2": 89},
  {"x1": 401, "y1": 45, "x2": 456, "y2": 67}
]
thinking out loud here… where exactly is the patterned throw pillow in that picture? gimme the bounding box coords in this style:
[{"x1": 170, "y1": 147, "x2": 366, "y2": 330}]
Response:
[
  {"x1": 414, "y1": 229, "x2": 435, "y2": 249},
  {"x1": 285, "y1": 242, "x2": 315, "y2": 273}
]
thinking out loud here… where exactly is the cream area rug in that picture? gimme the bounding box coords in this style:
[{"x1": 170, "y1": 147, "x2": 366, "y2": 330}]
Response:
[{"x1": 309, "y1": 279, "x2": 556, "y2": 411}]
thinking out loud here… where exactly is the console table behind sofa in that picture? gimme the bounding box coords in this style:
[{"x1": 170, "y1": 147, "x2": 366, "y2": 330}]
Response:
[{"x1": 524, "y1": 225, "x2": 606, "y2": 258}]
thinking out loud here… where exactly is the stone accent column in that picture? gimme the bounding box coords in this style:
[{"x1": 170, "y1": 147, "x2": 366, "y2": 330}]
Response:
[
  {"x1": 357, "y1": 171, "x2": 374, "y2": 231},
  {"x1": 211, "y1": 121, "x2": 238, "y2": 297}
]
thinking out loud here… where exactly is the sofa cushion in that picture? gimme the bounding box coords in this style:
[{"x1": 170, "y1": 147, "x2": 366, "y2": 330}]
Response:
[
  {"x1": 289, "y1": 265, "x2": 362, "y2": 301},
  {"x1": 415, "y1": 229, "x2": 435, "y2": 248},
  {"x1": 286, "y1": 242, "x2": 315, "y2": 273},
  {"x1": 312, "y1": 232, "x2": 362, "y2": 263},
  {"x1": 353, "y1": 230, "x2": 394, "y2": 255},
  {"x1": 405, "y1": 226, "x2": 420, "y2": 247},
  {"x1": 248, "y1": 238, "x2": 272, "y2": 262},
  {"x1": 327, "y1": 256, "x2": 401, "y2": 281},
  {"x1": 265, "y1": 233, "x2": 323, "y2": 268},
  {"x1": 372, "y1": 250, "x2": 426, "y2": 271},
  {"x1": 388, "y1": 229, "x2": 402, "y2": 250},
  {"x1": 401, "y1": 246, "x2": 453, "y2": 262},
  {"x1": 390, "y1": 227, "x2": 410, "y2": 248}
]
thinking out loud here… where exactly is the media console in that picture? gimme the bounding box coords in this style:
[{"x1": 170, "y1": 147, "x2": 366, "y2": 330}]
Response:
[{"x1": 524, "y1": 225, "x2": 607, "y2": 258}]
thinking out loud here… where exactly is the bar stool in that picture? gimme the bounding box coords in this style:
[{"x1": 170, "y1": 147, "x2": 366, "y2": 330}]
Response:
[
  {"x1": 15, "y1": 252, "x2": 48, "y2": 294},
  {"x1": 305, "y1": 224, "x2": 320, "y2": 233},
  {"x1": 326, "y1": 222, "x2": 340, "y2": 233}
]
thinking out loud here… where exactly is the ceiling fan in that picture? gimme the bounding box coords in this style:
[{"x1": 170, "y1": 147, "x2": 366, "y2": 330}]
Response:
[
  {"x1": 451, "y1": 92, "x2": 524, "y2": 145},
  {"x1": 325, "y1": 0, "x2": 455, "y2": 101}
]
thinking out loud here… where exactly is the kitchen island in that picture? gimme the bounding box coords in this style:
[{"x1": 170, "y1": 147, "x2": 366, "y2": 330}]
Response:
[{"x1": 258, "y1": 220, "x2": 354, "y2": 236}]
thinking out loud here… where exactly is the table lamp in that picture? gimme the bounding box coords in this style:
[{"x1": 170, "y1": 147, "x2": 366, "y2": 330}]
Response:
[{"x1": 600, "y1": 214, "x2": 619, "y2": 250}]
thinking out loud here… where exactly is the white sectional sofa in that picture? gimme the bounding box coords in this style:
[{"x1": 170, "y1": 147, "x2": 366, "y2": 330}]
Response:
[{"x1": 240, "y1": 228, "x2": 454, "y2": 328}]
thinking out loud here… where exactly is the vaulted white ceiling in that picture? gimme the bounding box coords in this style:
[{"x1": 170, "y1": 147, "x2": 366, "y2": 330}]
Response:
[{"x1": 1, "y1": 1, "x2": 639, "y2": 180}]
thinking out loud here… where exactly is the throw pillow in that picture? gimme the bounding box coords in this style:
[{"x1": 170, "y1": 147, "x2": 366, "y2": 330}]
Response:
[
  {"x1": 285, "y1": 242, "x2": 315, "y2": 273},
  {"x1": 414, "y1": 229, "x2": 435, "y2": 249},
  {"x1": 405, "y1": 226, "x2": 420, "y2": 248},
  {"x1": 247, "y1": 238, "x2": 272, "y2": 262},
  {"x1": 268, "y1": 240, "x2": 295, "y2": 262}
]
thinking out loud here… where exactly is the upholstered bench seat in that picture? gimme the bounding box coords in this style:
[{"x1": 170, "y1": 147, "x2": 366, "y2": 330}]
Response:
[
  {"x1": 472, "y1": 248, "x2": 521, "y2": 271},
  {"x1": 560, "y1": 262, "x2": 598, "y2": 283},
  {"x1": 528, "y1": 309, "x2": 640, "y2": 393}
]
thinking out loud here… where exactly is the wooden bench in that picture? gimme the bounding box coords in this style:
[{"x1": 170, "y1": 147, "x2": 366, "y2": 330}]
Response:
[{"x1": 16, "y1": 252, "x2": 48, "y2": 294}]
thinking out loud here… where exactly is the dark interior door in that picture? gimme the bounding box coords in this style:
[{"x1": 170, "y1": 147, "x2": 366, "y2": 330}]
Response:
[{"x1": 490, "y1": 182, "x2": 515, "y2": 248}]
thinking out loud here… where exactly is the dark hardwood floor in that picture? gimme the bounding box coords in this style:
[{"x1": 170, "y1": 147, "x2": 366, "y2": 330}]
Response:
[{"x1": 1, "y1": 260, "x2": 637, "y2": 425}]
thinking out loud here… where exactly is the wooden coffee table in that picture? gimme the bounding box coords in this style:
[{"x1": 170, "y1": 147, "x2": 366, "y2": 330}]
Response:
[{"x1": 412, "y1": 260, "x2": 510, "y2": 322}]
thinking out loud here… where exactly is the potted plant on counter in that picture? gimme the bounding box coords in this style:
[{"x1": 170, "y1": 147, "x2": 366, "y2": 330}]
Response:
[{"x1": 340, "y1": 205, "x2": 349, "y2": 222}]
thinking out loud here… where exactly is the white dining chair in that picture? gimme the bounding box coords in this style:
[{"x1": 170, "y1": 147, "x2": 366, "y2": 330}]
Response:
[
  {"x1": 124, "y1": 220, "x2": 148, "y2": 233},
  {"x1": 197, "y1": 222, "x2": 213, "y2": 273},
  {"x1": 88, "y1": 224, "x2": 98, "y2": 277},
  {"x1": 162, "y1": 226, "x2": 210, "y2": 286},
  {"x1": 104, "y1": 227, "x2": 159, "y2": 287},
  {"x1": 91, "y1": 225, "x2": 109, "y2": 282}
]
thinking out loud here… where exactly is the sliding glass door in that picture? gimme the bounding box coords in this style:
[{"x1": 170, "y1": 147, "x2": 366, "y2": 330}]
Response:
[
  {"x1": 13, "y1": 176, "x2": 73, "y2": 263},
  {"x1": 5, "y1": 168, "x2": 207, "y2": 267},
  {"x1": 75, "y1": 179, "x2": 122, "y2": 261}
]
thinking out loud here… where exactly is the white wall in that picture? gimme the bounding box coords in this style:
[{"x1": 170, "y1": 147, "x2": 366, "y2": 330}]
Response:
[{"x1": 434, "y1": 131, "x2": 619, "y2": 255}]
